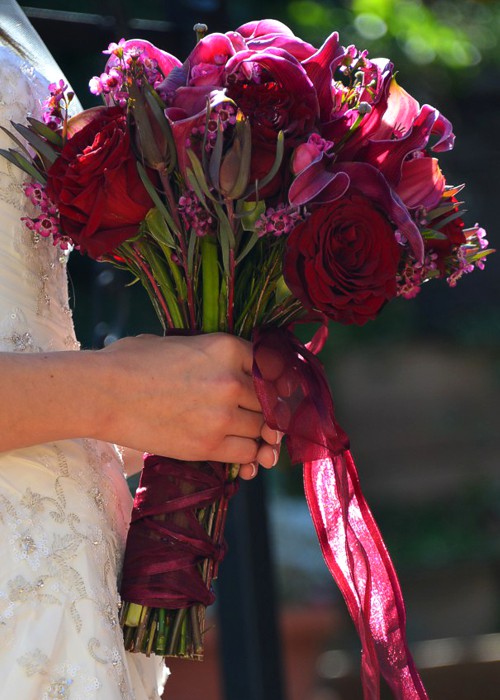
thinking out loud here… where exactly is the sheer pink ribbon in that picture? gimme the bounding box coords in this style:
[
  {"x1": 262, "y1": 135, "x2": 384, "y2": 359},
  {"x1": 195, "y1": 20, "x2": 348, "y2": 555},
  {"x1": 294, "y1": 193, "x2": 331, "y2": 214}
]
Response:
[{"x1": 253, "y1": 326, "x2": 428, "y2": 700}]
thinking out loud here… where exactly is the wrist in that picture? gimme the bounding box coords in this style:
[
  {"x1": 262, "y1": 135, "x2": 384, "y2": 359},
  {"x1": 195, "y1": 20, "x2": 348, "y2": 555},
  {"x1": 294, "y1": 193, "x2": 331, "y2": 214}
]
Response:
[
  {"x1": 48, "y1": 349, "x2": 110, "y2": 442},
  {"x1": 82, "y1": 346, "x2": 125, "y2": 444}
]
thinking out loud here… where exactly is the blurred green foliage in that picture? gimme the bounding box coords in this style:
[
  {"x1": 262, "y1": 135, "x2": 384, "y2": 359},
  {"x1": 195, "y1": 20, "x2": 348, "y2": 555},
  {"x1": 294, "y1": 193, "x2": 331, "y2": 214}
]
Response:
[
  {"x1": 288, "y1": 0, "x2": 499, "y2": 70},
  {"x1": 240, "y1": 0, "x2": 500, "y2": 93}
]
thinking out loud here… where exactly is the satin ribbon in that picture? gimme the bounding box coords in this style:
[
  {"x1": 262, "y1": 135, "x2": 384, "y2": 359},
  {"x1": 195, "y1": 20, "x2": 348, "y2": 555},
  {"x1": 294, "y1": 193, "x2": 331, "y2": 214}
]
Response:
[
  {"x1": 121, "y1": 456, "x2": 238, "y2": 608},
  {"x1": 252, "y1": 326, "x2": 428, "y2": 700}
]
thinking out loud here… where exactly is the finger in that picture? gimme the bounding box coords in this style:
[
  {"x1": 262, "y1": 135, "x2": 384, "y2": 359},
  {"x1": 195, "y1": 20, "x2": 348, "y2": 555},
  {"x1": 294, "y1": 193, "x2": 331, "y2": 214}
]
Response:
[
  {"x1": 234, "y1": 336, "x2": 254, "y2": 376},
  {"x1": 256, "y1": 442, "x2": 280, "y2": 469},
  {"x1": 228, "y1": 408, "x2": 263, "y2": 440},
  {"x1": 261, "y1": 423, "x2": 284, "y2": 446},
  {"x1": 236, "y1": 372, "x2": 262, "y2": 413},
  {"x1": 213, "y1": 435, "x2": 259, "y2": 466},
  {"x1": 239, "y1": 462, "x2": 258, "y2": 480}
]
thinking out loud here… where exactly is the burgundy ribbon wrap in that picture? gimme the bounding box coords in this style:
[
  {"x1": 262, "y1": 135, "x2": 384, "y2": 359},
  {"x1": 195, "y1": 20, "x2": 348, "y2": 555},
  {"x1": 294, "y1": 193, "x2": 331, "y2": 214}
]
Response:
[
  {"x1": 252, "y1": 327, "x2": 428, "y2": 700},
  {"x1": 121, "y1": 457, "x2": 238, "y2": 608}
]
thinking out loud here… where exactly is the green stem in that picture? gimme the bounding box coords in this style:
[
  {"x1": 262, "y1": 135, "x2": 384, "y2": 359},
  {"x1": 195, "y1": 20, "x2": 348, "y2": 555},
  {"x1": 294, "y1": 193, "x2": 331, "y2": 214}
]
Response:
[
  {"x1": 167, "y1": 608, "x2": 187, "y2": 655},
  {"x1": 146, "y1": 611, "x2": 157, "y2": 657},
  {"x1": 129, "y1": 244, "x2": 174, "y2": 328},
  {"x1": 225, "y1": 200, "x2": 236, "y2": 333},
  {"x1": 158, "y1": 168, "x2": 197, "y2": 327},
  {"x1": 124, "y1": 602, "x2": 143, "y2": 628},
  {"x1": 147, "y1": 253, "x2": 185, "y2": 328},
  {"x1": 201, "y1": 235, "x2": 220, "y2": 333},
  {"x1": 158, "y1": 240, "x2": 187, "y2": 306},
  {"x1": 156, "y1": 608, "x2": 167, "y2": 655},
  {"x1": 190, "y1": 606, "x2": 203, "y2": 656}
]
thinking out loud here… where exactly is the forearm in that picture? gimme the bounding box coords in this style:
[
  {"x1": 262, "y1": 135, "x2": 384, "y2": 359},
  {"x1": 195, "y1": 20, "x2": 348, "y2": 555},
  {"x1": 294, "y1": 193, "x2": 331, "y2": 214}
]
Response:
[
  {"x1": 0, "y1": 350, "x2": 107, "y2": 451},
  {"x1": 0, "y1": 335, "x2": 280, "y2": 472}
]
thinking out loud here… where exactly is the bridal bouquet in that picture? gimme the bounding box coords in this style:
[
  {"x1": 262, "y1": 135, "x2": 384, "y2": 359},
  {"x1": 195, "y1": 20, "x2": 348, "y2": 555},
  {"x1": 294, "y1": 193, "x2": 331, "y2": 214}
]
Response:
[{"x1": 2, "y1": 18, "x2": 491, "y2": 699}]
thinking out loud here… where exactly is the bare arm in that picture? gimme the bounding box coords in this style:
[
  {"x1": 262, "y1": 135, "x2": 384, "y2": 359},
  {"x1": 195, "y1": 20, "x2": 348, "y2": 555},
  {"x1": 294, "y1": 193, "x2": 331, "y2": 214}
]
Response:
[{"x1": 0, "y1": 333, "x2": 279, "y2": 478}]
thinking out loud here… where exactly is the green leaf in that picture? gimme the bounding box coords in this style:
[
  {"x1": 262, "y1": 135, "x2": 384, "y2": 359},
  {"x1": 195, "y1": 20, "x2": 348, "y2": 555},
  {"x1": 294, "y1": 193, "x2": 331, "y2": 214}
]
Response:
[
  {"x1": 433, "y1": 209, "x2": 467, "y2": 230},
  {"x1": 208, "y1": 121, "x2": 224, "y2": 191},
  {"x1": 427, "y1": 201, "x2": 463, "y2": 220},
  {"x1": 213, "y1": 201, "x2": 235, "y2": 274},
  {"x1": 187, "y1": 228, "x2": 197, "y2": 276},
  {"x1": 213, "y1": 203, "x2": 235, "y2": 247},
  {"x1": 235, "y1": 232, "x2": 259, "y2": 264},
  {"x1": 136, "y1": 161, "x2": 179, "y2": 235},
  {"x1": 226, "y1": 119, "x2": 252, "y2": 199},
  {"x1": 143, "y1": 86, "x2": 177, "y2": 172},
  {"x1": 145, "y1": 207, "x2": 175, "y2": 248},
  {"x1": 0, "y1": 148, "x2": 46, "y2": 182},
  {"x1": 0, "y1": 126, "x2": 33, "y2": 159},
  {"x1": 236, "y1": 199, "x2": 266, "y2": 231},
  {"x1": 185, "y1": 168, "x2": 210, "y2": 211},
  {"x1": 468, "y1": 249, "x2": 495, "y2": 263},
  {"x1": 421, "y1": 228, "x2": 448, "y2": 240},
  {"x1": 186, "y1": 150, "x2": 217, "y2": 202},
  {"x1": 275, "y1": 275, "x2": 292, "y2": 304},
  {"x1": 26, "y1": 117, "x2": 64, "y2": 147},
  {"x1": 12, "y1": 122, "x2": 57, "y2": 166},
  {"x1": 245, "y1": 131, "x2": 284, "y2": 198}
]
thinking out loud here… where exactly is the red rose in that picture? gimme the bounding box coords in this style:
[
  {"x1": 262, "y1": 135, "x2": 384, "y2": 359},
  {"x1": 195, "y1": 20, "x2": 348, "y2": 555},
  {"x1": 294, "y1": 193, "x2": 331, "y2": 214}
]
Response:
[
  {"x1": 47, "y1": 107, "x2": 154, "y2": 258},
  {"x1": 225, "y1": 48, "x2": 318, "y2": 195},
  {"x1": 284, "y1": 194, "x2": 401, "y2": 325}
]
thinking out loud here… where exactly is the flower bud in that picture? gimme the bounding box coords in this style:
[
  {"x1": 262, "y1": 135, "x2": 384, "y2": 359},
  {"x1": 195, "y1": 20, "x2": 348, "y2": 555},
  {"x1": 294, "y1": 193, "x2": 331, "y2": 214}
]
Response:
[
  {"x1": 218, "y1": 115, "x2": 251, "y2": 199},
  {"x1": 128, "y1": 82, "x2": 175, "y2": 171},
  {"x1": 357, "y1": 101, "x2": 372, "y2": 115}
]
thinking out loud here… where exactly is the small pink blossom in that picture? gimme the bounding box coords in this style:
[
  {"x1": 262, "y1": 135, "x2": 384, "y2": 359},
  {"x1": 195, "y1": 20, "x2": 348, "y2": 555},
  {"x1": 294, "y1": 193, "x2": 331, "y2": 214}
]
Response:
[
  {"x1": 21, "y1": 182, "x2": 68, "y2": 249},
  {"x1": 446, "y1": 247, "x2": 475, "y2": 287},
  {"x1": 21, "y1": 214, "x2": 58, "y2": 239},
  {"x1": 47, "y1": 79, "x2": 67, "y2": 98},
  {"x1": 475, "y1": 226, "x2": 489, "y2": 250},
  {"x1": 103, "y1": 38, "x2": 128, "y2": 57},
  {"x1": 178, "y1": 190, "x2": 214, "y2": 237},
  {"x1": 23, "y1": 182, "x2": 46, "y2": 207},
  {"x1": 255, "y1": 204, "x2": 303, "y2": 238},
  {"x1": 397, "y1": 251, "x2": 439, "y2": 298},
  {"x1": 41, "y1": 80, "x2": 73, "y2": 129}
]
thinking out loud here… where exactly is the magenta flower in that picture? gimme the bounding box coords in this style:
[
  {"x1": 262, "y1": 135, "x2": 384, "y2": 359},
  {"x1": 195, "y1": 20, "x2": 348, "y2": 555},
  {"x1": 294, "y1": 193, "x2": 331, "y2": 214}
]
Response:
[
  {"x1": 157, "y1": 26, "x2": 320, "y2": 195},
  {"x1": 95, "y1": 38, "x2": 182, "y2": 105},
  {"x1": 288, "y1": 62, "x2": 455, "y2": 260},
  {"x1": 224, "y1": 47, "x2": 319, "y2": 192},
  {"x1": 235, "y1": 19, "x2": 317, "y2": 61},
  {"x1": 395, "y1": 156, "x2": 445, "y2": 210},
  {"x1": 291, "y1": 134, "x2": 334, "y2": 175},
  {"x1": 182, "y1": 33, "x2": 236, "y2": 87}
]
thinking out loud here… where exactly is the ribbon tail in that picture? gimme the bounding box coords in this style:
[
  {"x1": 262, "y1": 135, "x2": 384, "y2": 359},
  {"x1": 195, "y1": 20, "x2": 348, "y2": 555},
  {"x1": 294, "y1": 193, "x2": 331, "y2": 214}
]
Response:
[
  {"x1": 303, "y1": 451, "x2": 429, "y2": 700},
  {"x1": 252, "y1": 326, "x2": 429, "y2": 699}
]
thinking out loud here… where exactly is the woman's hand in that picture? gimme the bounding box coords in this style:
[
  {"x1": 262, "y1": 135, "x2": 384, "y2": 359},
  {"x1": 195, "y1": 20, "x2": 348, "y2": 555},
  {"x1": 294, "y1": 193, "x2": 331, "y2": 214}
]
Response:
[
  {"x1": 0, "y1": 333, "x2": 281, "y2": 475},
  {"x1": 98, "y1": 333, "x2": 281, "y2": 475}
]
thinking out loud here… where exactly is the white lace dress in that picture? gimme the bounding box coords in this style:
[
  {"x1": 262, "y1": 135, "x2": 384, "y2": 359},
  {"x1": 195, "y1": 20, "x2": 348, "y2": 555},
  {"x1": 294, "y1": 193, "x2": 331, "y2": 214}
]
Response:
[{"x1": 0, "y1": 45, "x2": 167, "y2": 699}]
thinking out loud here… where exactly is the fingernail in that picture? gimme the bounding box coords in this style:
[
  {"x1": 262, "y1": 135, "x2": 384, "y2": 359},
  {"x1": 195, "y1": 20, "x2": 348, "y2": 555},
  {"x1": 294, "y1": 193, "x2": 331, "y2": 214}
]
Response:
[
  {"x1": 250, "y1": 462, "x2": 258, "y2": 478},
  {"x1": 275, "y1": 430, "x2": 284, "y2": 445},
  {"x1": 272, "y1": 448, "x2": 279, "y2": 467}
]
